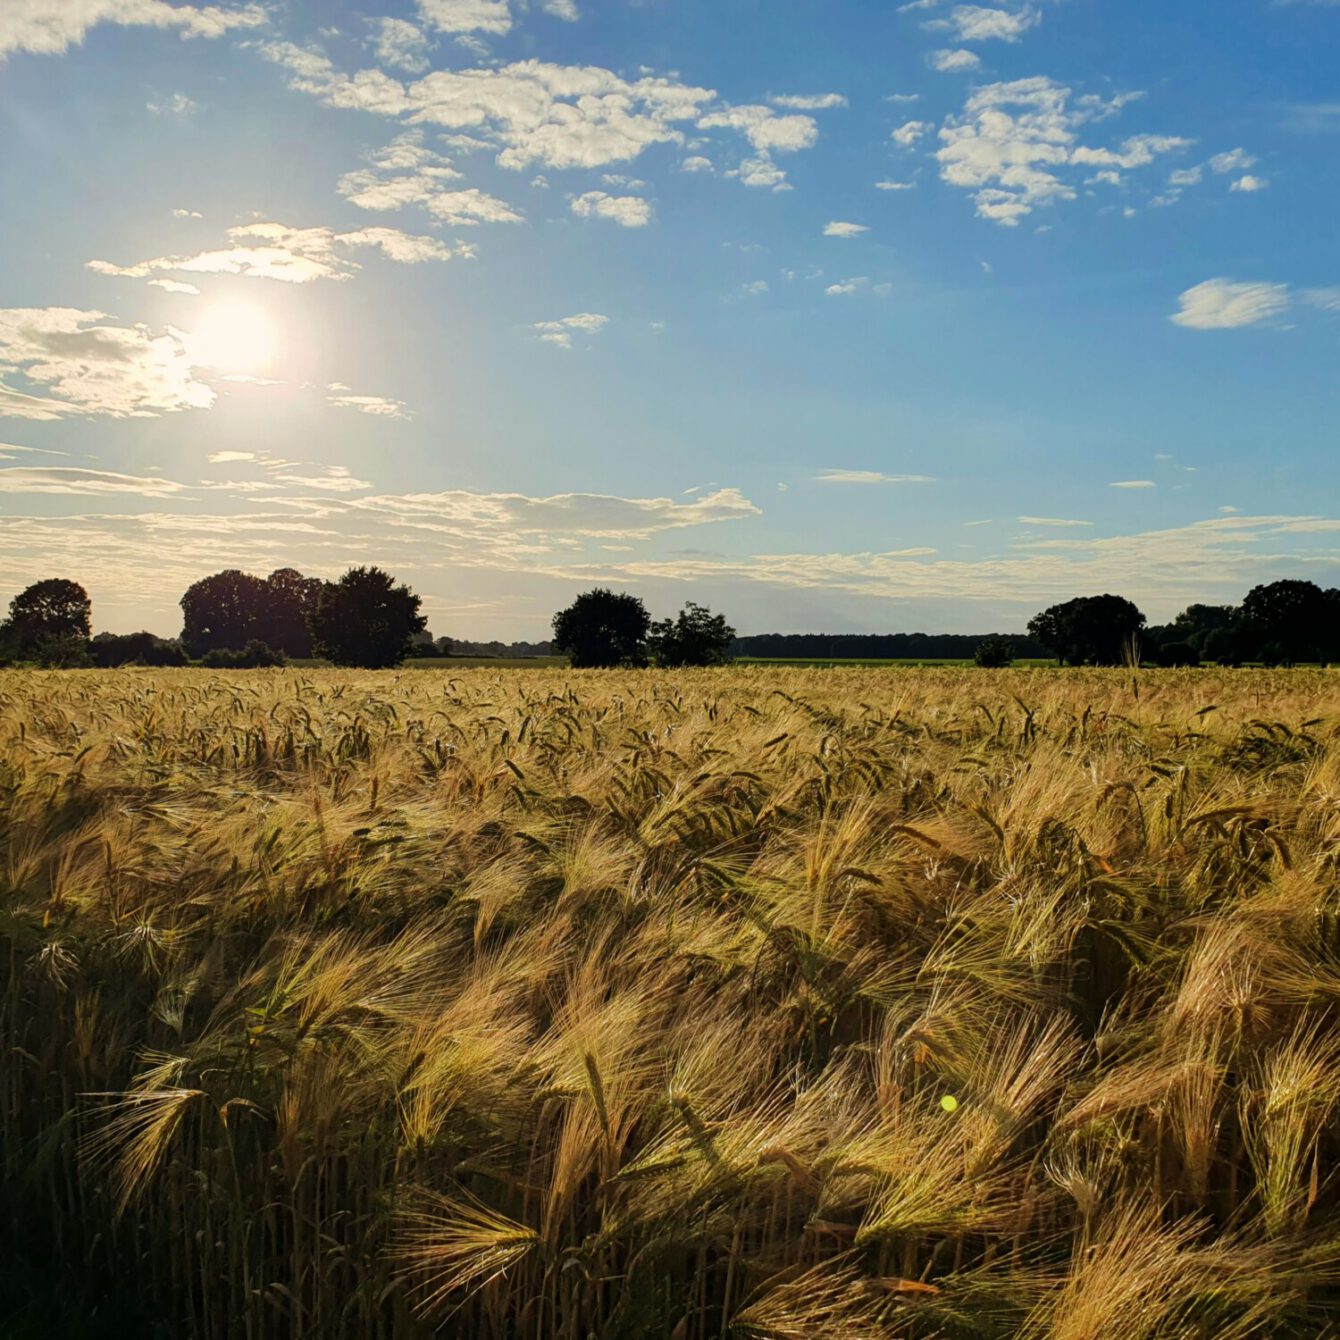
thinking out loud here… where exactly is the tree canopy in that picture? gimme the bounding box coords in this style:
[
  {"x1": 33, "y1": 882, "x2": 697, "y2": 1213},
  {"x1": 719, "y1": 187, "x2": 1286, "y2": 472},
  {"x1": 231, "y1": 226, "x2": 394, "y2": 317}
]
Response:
[
  {"x1": 308, "y1": 566, "x2": 427, "y2": 669},
  {"x1": 1, "y1": 578, "x2": 92, "y2": 658},
  {"x1": 552, "y1": 589, "x2": 651, "y2": 668},
  {"x1": 1027, "y1": 595, "x2": 1147, "y2": 666},
  {"x1": 648, "y1": 602, "x2": 735, "y2": 667}
]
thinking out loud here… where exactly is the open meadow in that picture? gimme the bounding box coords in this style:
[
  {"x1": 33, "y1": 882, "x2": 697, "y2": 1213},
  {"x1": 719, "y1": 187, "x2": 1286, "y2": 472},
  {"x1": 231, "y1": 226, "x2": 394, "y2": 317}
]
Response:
[{"x1": 2, "y1": 666, "x2": 1339, "y2": 1339}]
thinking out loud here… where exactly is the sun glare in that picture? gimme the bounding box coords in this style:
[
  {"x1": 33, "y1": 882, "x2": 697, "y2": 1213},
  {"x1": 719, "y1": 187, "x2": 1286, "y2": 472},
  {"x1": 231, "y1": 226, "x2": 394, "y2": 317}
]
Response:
[{"x1": 189, "y1": 300, "x2": 279, "y2": 374}]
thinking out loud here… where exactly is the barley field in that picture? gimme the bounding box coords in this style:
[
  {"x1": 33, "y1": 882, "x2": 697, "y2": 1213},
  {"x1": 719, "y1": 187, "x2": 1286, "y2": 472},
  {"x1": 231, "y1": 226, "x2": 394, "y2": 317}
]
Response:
[{"x1": 2, "y1": 667, "x2": 1338, "y2": 1339}]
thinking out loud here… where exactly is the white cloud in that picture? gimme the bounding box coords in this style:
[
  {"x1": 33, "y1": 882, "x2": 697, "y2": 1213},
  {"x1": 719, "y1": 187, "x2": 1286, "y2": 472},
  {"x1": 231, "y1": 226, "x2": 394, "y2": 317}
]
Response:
[
  {"x1": 1018, "y1": 516, "x2": 1093, "y2": 527},
  {"x1": 1109, "y1": 480, "x2": 1156, "y2": 489},
  {"x1": 824, "y1": 221, "x2": 870, "y2": 238},
  {"x1": 172, "y1": 208, "x2": 204, "y2": 219},
  {"x1": 1168, "y1": 166, "x2": 1203, "y2": 187},
  {"x1": 929, "y1": 48, "x2": 982, "y2": 72},
  {"x1": 815, "y1": 470, "x2": 934, "y2": 484},
  {"x1": 0, "y1": 1, "x2": 266, "y2": 58},
  {"x1": 698, "y1": 104, "x2": 819, "y2": 153},
  {"x1": 417, "y1": 0, "x2": 512, "y2": 35},
  {"x1": 1302, "y1": 287, "x2": 1340, "y2": 312},
  {"x1": 336, "y1": 131, "x2": 527, "y2": 227},
  {"x1": 88, "y1": 220, "x2": 470, "y2": 285},
  {"x1": 825, "y1": 278, "x2": 869, "y2": 296},
  {"x1": 571, "y1": 191, "x2": 652, "y2": 227},
  {"x1": 544, "y1": 0, "x2": 580, "y2": 20},
  {"x1": 207, "y1": 450, "x2": 256, "y2": 464},
  {"x1": 937, "y1": 78, "x2": 1191, "y2": 225},
  {"x1": 1230, "y1": 174, "x2": 1269, "y2": 192},
  {"x1": 1209, "y1": 147, "x2": 1256, "y2": 174},
  {"x1": 681, "y1": 155, "x2": 714, "y2": 174},
  {"x1": 373, "y1": 18, "x2": 432, "y2": 74},
  {"x1": 1171, "y1": 279, "x2": 1291, "y2": 330},
  {"x1": 875, "y1": 179, "x2": 917, "y2": 191},
  {"x1": 734, "y1": 154, "x2": 791, "y2": 190},
  {"x1": 0, "y1": 467, "x2": 186, "y2": 496},
  {"x1": 148, "y1": 279, "x2": 201, "y2": 295},
  {"x1": 0, "y1": 307, "x2": 216, "y2": 419},
  {"x1": 147, "y1": 92, "x2": 197, "y2": 117},
  {"x1": 532, "y1": 312, "x2": 609, "y2": 349},
  {"x1": 769, "y1": 93, "x2": 848, "y2": 110},
  {"x1": 327, "y1": 392, "x2": 411, "y2": 420},
  {"x1": 927, "y1": 5, "x2": 1041, "y2": 42},
  {"x1": 892, "y1": 119, "x2": 933, "y2": 147}
]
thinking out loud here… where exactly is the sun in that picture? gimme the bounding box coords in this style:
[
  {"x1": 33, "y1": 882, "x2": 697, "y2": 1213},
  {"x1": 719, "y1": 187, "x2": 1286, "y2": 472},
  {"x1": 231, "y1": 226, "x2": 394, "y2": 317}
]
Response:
[{"x1": 189, "y1": 299, "x2": 278, "y2": 374}]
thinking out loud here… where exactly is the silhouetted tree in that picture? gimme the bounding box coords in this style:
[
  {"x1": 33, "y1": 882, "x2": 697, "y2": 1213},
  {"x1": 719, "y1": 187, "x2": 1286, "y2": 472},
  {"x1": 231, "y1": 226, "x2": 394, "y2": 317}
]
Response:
[
  {"x1": 261, "y1": 568, "x2": 324, "y2": 657},
  {"x1": 552, "y1": 589, "x2": 650, "y2": 668},
  {"x1": 200, "y1": 640, "x2": 286, "y2": 669},
  {"x1": 973, "y1": 636, "x2": 1015, "y2": 668},
  {"x1": 1, "y1": 578, "x2": 92, "y2": 658},
  {"x1": 309, "y1": 567, "x2": 426, "y2": 669},
  {"x1": 648, "y1": 602, "x2": 735, "y2": 667},
  {"x1": 1240, "y1": 580, "x2": 1328, "y2": 665},
  {"x1": 1157, "y1": 641, "x2": 1201, "y2": 668},
  {"x1": 91, "y1": 631, "x2": 188, "y2": 668},
  {"x1": 180, "y1": 570, "x2": 270, "y2": 657},
  {"x1": 1027, "y1": 595, "x2": 1146, "y2": 666}
]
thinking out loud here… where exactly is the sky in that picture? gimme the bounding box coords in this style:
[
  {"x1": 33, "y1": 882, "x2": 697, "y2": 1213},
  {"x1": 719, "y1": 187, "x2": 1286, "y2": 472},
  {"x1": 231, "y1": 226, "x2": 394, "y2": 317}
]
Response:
[{"x1": 1, "y1": 0, "x2": 1338, "y2": 639}]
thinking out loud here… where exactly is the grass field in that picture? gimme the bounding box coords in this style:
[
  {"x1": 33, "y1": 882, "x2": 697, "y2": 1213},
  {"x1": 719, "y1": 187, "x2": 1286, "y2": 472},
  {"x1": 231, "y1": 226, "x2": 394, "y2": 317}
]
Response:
[{"x1": 2, "y1": 666, "x2": 1339, "y2": 1338}]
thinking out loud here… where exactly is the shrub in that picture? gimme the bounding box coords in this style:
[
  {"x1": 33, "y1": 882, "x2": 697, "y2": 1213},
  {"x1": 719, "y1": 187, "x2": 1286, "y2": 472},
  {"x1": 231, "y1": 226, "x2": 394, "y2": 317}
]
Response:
[
  {"x1": 91, "y1": 632, "x2": 189, "y2": 668},
  {"x1": 200, "y1": 640, "x2": 286, "y2": 669},
  {"x1": 973, "y1": 636, "x2": 1015, "y2": 668},
  {"x1": 1157, "y1": 641, "x2": 1202, "y2": 668}
]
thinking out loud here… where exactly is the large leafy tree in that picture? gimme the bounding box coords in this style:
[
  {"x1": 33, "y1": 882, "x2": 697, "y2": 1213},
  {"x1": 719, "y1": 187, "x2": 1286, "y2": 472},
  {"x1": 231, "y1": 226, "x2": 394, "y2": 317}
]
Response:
[
  {"x1": 1, "y1": 578, "x2": 92, "y2": 657},
  {"x1": 1027, "y1": 594, "x2": 1146, "y2": 666},
  {"x1": 1240, "y1": 580, "x2": 1328, "y2": 665},
  {"x1": 648, "y1": 602, "x2": 735, "y2": 667},
  {"x1": 260, "y1": 568, "x2": 324, "y2": 657},
  {"x1": 180, "y1": 570, "x2": 271, "y2": 657},
  {"x1": 308, "y1": 566, "x2": 426, "y2": 669},
  {"x1": 552, "y1": 589, "x2": 650, "y2": 668}
]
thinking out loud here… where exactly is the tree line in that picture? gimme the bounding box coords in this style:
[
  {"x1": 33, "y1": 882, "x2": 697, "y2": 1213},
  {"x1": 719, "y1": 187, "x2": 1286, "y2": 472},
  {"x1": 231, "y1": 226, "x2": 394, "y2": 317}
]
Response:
[{"x1": 0, "y1": 568, "x2": 1337, "y2": 669}]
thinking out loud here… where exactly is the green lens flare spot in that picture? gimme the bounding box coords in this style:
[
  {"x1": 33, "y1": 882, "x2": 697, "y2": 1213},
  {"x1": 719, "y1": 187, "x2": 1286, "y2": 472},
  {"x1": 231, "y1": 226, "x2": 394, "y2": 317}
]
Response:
[{"x1": 940, "y1": 1095, "x2": 960, "y2": 1113}]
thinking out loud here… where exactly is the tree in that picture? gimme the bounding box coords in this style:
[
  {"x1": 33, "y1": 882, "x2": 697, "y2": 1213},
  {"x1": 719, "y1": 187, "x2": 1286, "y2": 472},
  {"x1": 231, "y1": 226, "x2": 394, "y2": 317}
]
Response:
[
  {"x1": 552, "y1": 589, "x2": 650, "y2": 668},
  {"x1": 1157, "y1": 641, "x2": 1201, "y2": 668},
  {"x1": 973, "y1": 636, "x2": 1015, "y2": 668},
  {"x1": 1027, "y1": 595, "x2": 1146, "y2": 666},
  {"x1": 90, "y1": 631, "x2": 188, "y2": 668},
  {"x1": 1, "y1": 578, "x2": 91, "y2": 657},
  {"x1": 260, "y1": 568, "x2": 324, "y2": 657},
  {"x1": 180, "y1": 570, "x2": 270, "y2": 657},
  {"x1": 309, "y1": 567, "x2": 426, "y2": 669},
  {"x1": 200, "y1": 640, "x2": 286, "y2": 669},
  {"x1": 648, "y1": 602, "x2": 735, "y2": 667},
  {"x1": 1240, "y1": 580, "x2": 1328, "y2": 665}
]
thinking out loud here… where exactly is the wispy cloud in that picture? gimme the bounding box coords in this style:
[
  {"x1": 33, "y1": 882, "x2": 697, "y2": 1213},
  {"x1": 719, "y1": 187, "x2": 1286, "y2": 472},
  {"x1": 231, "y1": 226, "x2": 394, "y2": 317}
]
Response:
[
  {"x1": 1171, "y1": 278, "x2": 1291, "y2": 329},
  {"x1": 816, "y1": 470, "x2": 935, "y2": 484}
]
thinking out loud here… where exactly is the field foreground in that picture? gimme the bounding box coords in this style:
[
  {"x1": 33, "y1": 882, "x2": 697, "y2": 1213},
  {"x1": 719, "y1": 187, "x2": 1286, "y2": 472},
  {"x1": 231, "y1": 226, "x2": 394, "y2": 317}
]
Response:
[{"x1": 2, "y1": 667, "x2": 1339, "y2": 1338}]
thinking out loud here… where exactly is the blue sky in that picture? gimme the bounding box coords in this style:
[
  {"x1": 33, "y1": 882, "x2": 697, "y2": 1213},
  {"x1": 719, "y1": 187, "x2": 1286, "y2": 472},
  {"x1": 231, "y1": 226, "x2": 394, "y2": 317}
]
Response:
[{"x1": 1, "y1": 0, "x2": 1337, "y2": 638}]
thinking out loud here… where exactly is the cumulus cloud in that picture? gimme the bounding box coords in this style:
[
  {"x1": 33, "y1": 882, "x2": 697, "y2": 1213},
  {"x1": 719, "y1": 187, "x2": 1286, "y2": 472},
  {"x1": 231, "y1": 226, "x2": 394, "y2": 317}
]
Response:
[
  {"x1": 87, "y1": 220, "x2": 471, "y2": 285},
  {"x1": 733, "y1": 154, "x2": 791, "y2": 190},
  {"x1": 824, "y1": 221, "x2": 870, "y2": 238},
  {"x1": 373, "y1": 18, "x2": 432, "y2": 74},
  {"x1": 1230, "y1": 174, "x2": 1269, "y2": 192},
  {"x1": 417, "y1": 0, "x2": 512, "y2": 35},
  {"x1": 571, "y1": 191, "x2": 652, "y2": 227},
  {"x1": 929, "y1": 49, "x2": 982, "y2": 72},
  {"x1": 263, "y1": 46, "x2": 722, "y2": 172},
  {"x1": 339, "y1": 136, "x2": 523, "y2": 223},
  {"x1": 824, "y1": 278, "x2": 869, "y2": 296},
  {"x1": 0, "y1": 1, "x2": 266, "y2": 58},
  {"x1": 0, "y1": 307, "x2": 215, "y2": 419},
  {"x1": 769, "y1": 93, "x2": 848, "y2": 110},
  {"x1": 697, "y1": 104, "x2": 819, "y2": 153},
  {"x1": 1171, "y1": 279, "x2": 1291, "y2": 329},
  {"x1": 892, "y1": 119, "x2": 933, "y2": 147},
  {"x1": 936, "y1": 78, "x2": 1191, "y2": 225},
  {"x1": 926, "y1": 5, "x2": 1041, "y2": 42},
  {"x1": 532, "y1": 313, "x2": 609, "y2": 349},
  {"x1": 1209, "y1": 147, "x2": 1257, "y2": 174}
]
